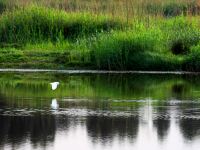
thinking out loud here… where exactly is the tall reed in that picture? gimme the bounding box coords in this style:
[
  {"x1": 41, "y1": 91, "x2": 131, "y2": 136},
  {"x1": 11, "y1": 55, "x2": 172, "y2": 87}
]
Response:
[
  {"x1": 2, "y1": 0, "x2": 200, "y2": 18},
  {"x1": 0, "y1": 6, "x2": 124, "y2": 45}
]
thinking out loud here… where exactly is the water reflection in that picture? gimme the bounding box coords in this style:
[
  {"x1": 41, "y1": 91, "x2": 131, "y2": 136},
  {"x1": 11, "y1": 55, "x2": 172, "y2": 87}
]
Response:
[
  {"x1": 0, "y1": 73, "x2": 200, "y2": 149},
  {"x1": 86, "y1": 116, "x2": 139, "y2": 144},
  {"x1": 0, "y1": 114, "x2": 56, "y2": 149},
  {"x1": 153, "y1": 107, "x2": 170, "y2": 140},
  {"x1": 51, "y1": 99, "x2": 59, "y2": 110},
  {"x1": 153, "y1": 118, "x2": 170, "y2": 140}
]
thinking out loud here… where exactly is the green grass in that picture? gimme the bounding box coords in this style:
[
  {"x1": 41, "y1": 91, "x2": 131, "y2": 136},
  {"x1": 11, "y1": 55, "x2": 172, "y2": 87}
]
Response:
[
  {"x1": 87, "y1": 17, "x2": 200, "y2": 70},
  {"x1": 0, "y1": 6, "x2": 125, "y2": 45},
  {"x1": 0, "y1": 5, "x2": 200, "y2": 71},
  {"x1": 183, "y1": 44, "x2": 200, "y2": 71},
  {"x1": 90, "y1": 28, "x2": 164, "y2": 69}
]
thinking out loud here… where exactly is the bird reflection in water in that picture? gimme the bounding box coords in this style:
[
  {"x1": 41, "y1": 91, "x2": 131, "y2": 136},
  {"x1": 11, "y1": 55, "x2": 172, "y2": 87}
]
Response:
[{"x1": 51, "y1": 99, "x2": 59, "y2": 110}]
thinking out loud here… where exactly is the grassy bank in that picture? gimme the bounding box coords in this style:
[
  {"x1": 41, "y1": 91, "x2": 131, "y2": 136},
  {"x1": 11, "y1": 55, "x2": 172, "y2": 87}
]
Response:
[{"x1": 0, "y1": 4, "x2": 200, "y2": 71}]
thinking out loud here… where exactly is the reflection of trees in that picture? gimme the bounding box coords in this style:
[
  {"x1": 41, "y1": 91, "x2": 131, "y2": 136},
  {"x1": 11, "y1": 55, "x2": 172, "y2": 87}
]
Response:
[
  {"x1": 153, "y1": 107, "x2": 170, "y2": 140},
  {"x1": 153, "y1": 119, "x2": 170, "y2": 140},
  {"x1": 0, "y1": 113, "x2": 56, "y2": 148},
  {"x1": 88, "y1": 74, "x2": 196, "y2": 100},
  {"x1": 179, "y1": 118, "x2": 200, "y2": 140},
  {"x1": 86, "y1": 116, "x2": 139, "y2": 144}
]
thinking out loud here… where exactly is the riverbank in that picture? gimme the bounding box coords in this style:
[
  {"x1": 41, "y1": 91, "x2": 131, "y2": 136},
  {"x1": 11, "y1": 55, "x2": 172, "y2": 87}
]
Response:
[
  {"x1": 0, "y1": 6, "x2": 200, "y2": 71},
  {"x1": 1, "y1": 69, "x2": 200, "y2": 75}
]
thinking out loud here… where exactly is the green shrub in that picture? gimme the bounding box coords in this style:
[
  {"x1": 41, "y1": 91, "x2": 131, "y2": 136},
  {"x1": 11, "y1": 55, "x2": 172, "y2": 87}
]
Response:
[
  {"x1": 170, "y1": 29, "x2": 200, "y2": 55},
  {"x1": 145, "y1": 1, "x2": 200, "y2": 17},
  {"x1": 163, "y1": 17, "x2": 200, "y2": 55},
  {"x1": 183, "y1": 44, "x2": 200, "y2": 71},
  {"x1": 163, "y1": 3, "x2": 188, "y2": 17},
  {"x1": 90, "y1": 27, "x2": 169, "y2": 70}
]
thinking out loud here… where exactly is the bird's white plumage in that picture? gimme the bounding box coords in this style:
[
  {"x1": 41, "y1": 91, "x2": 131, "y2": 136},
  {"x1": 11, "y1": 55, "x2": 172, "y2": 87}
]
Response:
[
  {"x1": 50, "y1": 82, "x2": 59, "y2": 90},
  {"x1": 51, "y1": 99, "x2": 59, "y2": 109}
]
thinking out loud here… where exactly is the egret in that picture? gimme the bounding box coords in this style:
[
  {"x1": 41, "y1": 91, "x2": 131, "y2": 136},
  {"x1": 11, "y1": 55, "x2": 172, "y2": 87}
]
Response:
[
  {"x1": 50, "y1": 82, "x2": 59, "y2": 90},
  {"x1": 51, "y1": 99, "x2": 59, "y2": 109}
]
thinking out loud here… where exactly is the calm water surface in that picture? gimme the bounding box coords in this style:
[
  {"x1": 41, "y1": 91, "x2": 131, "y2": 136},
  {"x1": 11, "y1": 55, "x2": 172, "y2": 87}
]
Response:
[{"x1": 0, "y1": 72, "x2": 200, "y2": 150}]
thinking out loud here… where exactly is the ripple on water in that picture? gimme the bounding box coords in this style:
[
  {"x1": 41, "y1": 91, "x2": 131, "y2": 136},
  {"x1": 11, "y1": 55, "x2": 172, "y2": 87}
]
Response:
[
  {"x1": 0, "y1": 108, "x2": 49, "y2": 116},
  {"x1": 0, "y1": 107, "x2": 139, "y2": 117},
  {"x1": 167, "y1": 100, "x2": 200, "y2": 105},
  {"x1": 53, "y1": 108, "x2": 139, "y2": 117}
]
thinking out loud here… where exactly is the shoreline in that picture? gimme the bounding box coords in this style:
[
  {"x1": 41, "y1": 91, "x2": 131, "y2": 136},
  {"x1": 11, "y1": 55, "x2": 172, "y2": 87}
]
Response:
[{"x1": 0, "y1": 69, "x2": 199, "y2": 75}]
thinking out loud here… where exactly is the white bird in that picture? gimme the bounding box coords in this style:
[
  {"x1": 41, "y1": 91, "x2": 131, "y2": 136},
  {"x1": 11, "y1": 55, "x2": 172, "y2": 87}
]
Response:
[
  {"x1": 51, "y1": 99, "x2": 59, "y2": 109},
  {"x1": 50, "y1": 82, "x2": 60, "y2": 90}
]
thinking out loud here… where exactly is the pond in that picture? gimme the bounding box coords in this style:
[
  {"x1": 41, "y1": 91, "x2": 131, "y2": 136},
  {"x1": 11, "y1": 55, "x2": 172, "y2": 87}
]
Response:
[{"x1": 0, "y1": 72, "x2": 200, "y2": 150}]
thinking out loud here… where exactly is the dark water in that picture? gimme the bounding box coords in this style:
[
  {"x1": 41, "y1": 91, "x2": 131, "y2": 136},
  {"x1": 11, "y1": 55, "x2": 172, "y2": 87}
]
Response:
[{"x1": 0, "y1": 72, "x2": 200, "y2": 150}]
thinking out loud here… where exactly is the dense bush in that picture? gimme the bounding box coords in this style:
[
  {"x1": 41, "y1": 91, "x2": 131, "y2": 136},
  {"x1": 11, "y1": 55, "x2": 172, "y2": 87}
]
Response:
[
  {"x1": 146, "y1": 1, "x2": 200, "y2": 17},
  {"x1": 183, "y1": 45, "x2": 200, "y2": 71},
  {"x1": 163, "y1": 17, "x2": 200, "y2": 55},
  {"x1": 163, "y1": 3, "x2": 188, "y2": 17},
  {"x1": 169, "y1": 29, "x2": 200, "y2": 55},
  {"x1": 90, "y1": 28, "x2": 172, "y2": 70}
]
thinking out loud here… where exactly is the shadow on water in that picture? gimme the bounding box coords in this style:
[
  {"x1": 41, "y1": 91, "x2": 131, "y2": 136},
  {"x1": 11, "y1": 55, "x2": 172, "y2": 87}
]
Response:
[
  {"x1": 153, "y1": 107, "x2": 170, "y2": 140},
  {"x1": 0, "y1": 114, "x2": 56, "y2": 149},
  {"x1": 86, "y1": 116, "x2": 139, "y2": 144},
  {"x1": 179, "y1": 119, "x2": 200, "y2": 140}
]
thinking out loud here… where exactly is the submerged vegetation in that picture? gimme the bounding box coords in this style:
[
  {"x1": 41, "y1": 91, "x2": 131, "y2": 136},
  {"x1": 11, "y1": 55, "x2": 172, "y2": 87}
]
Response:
[{"x1": 0, "y1": 0, "x2": 200, "y2": 71}]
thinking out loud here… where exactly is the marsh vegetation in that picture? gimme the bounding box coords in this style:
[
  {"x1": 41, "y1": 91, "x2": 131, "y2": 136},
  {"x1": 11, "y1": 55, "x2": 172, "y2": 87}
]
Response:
[{"x1": 0, "y1": 0, "x2": 200, "y2": 71}]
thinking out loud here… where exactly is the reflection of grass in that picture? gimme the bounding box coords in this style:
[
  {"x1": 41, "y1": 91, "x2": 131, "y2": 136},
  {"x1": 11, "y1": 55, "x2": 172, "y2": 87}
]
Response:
[
  {"x1": 0, "y1": 73, "x2": 200, "y2": 103},
  {"x1": 1, "y1": 73, "x2": 200, "y2": 111}
]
